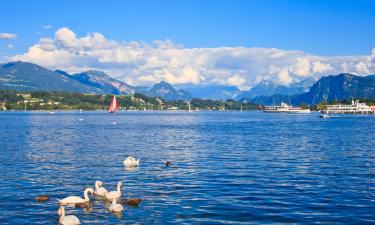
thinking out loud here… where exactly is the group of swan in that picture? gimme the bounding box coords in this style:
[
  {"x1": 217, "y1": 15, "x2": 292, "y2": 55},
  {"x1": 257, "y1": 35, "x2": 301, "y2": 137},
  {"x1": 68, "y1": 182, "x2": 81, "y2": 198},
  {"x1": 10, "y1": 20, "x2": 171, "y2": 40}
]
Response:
[
  {"x1": 57, "y1": 156, "x2": 140, "y2": 224},
  {"x1": 57, "y1": 181, "x2": 124, "y2": 224}
]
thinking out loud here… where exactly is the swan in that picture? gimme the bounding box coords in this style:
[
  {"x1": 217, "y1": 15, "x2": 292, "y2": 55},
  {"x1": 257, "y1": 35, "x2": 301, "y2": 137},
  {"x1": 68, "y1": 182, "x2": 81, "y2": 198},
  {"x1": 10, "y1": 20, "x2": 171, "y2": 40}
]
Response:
[
  {"x1": 94, "y1": 181, "x2": 108, "y2": 196},
  {"x1": 58, "y1": 206, "x2": 80, "y2": 225},
  {"x1": 105, "y1": 181, "x2": 122, "y2": 200},
  {"x1": 108, "y1": 198, "x2": 123, "y2": 212},
  {"x1": 123, "y1": 156, "x2": 140, "y2": 167},
  {"x1": 59, "y1": 188, "x2": 94, "y2": 205}
]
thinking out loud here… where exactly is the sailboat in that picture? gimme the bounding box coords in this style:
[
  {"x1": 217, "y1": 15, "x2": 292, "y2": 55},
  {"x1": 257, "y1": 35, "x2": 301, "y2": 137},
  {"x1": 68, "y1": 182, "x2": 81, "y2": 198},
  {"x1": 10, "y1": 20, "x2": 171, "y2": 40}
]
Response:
[
  {"x1": 187, "y1": 101, "x2": 192, "y2": 112},
  {"x1": 109, "y1": 96, "x2": 118, "y2": 113}
]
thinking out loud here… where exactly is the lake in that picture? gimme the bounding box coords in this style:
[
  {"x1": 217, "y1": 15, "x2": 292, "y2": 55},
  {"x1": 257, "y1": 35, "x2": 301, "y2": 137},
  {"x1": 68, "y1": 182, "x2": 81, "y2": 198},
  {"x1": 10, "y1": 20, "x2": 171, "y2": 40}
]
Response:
[{"x1": 0, "y1": 111, "x2": 374, "y2": 224}]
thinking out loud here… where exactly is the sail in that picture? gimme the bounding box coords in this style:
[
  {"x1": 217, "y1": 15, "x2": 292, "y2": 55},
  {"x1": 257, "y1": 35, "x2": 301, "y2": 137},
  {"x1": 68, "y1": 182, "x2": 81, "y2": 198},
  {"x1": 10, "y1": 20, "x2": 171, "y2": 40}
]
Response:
[{"x1": 109, "y1": 96, "x2": 118, "y2": 113}]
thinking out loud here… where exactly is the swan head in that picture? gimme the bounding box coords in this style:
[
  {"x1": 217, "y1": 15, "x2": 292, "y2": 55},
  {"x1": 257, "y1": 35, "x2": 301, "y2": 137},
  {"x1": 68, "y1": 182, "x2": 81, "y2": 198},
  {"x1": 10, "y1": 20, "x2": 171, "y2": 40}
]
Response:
[
  {"x1": 86, "y1": 187, "x2": 95, "y2": 195},
  {"x1": 118, "y1": 181, "x2": 122, "y2": 187},
  {"x1": 57, "y1": 206, "x2": 64, "y2": 217}
]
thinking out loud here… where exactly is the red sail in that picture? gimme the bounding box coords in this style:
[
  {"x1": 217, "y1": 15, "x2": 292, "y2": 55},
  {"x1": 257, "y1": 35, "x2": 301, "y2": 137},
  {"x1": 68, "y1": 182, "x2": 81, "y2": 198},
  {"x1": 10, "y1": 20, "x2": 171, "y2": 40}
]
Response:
[{"x1": 109, "y1": 96, "x2": 118, "y2": 113}]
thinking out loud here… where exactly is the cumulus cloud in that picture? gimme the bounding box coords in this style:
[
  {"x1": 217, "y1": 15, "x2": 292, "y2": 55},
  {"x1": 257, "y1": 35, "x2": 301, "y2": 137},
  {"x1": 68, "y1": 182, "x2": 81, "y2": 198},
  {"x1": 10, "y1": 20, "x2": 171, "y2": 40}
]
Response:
[
  {"x1": 0, "y1": 33, "x2": 17, "y2": 40},
  {"x1": 227, "y1": 74, "x2": 246, "y2": 86},
  {"x1": 312, "y1": 61, "x2": 333, "y2": 73},
  {"x1": 10, "y1": 27, "x2": 375, "y2": 90}
]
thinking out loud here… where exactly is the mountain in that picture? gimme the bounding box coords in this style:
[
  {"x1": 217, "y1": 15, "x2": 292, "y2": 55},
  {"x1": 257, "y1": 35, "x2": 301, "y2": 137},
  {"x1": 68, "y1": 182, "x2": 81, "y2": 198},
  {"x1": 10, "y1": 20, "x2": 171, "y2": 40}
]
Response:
[
  {"x1": 140, "y1": 81, "x2": 192, "y2": 101},
  {"x1": 0, "y1": 61, "x2": 191, "y2": 100},
  {"x1": 236, "y1": 78, "x2": 316, "y2": 101},
  {"x1": 179, "y1": 85, "x2": 241, "y2": 100},
  {"x1": 252, "y1": 74, "x2": 375, "y2": 105},
  {"x1": 0, "y1": 61, "x2": 96, "y2": 93},
  {"x1": 65, "y1": 70, "x2": 135, "y2": 94}
]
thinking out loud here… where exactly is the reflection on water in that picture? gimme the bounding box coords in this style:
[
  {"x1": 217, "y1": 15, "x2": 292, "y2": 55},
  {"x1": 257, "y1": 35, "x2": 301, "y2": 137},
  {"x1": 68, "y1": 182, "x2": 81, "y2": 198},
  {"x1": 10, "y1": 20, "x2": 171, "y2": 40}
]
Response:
[{"x1": 0, "y1": 111, "x2": 374, "y2": 224}]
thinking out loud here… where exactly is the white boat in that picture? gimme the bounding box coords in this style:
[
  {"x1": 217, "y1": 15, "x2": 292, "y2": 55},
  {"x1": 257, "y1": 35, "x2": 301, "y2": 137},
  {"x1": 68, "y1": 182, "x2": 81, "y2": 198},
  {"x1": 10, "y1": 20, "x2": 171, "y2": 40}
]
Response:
[
  {"x1": 263, "y1": 102, "x2": 311, "y2": 113},
  {"x1": 187, "y1": 101, "x2": 192, "y2": 112},
  {"x1": 320, "y1": 114, "x2": 339, "y2": 118},
  {"x1": 321, "y1": 99, "x2": 375, "y2": 114}
]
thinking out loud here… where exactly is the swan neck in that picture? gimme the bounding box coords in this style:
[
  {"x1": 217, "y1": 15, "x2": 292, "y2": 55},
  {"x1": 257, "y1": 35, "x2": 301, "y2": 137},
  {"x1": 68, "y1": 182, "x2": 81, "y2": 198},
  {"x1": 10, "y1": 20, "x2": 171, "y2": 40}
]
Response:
[
  {"x1": 60, "y1": 207, "x2": 65, "y2": 217},
  {"x1": 84, "y1": 189, "x2": 90, "y2": 201},
  {"x1": 117, "y1": 183, "x2": 121, "y2": 193}
]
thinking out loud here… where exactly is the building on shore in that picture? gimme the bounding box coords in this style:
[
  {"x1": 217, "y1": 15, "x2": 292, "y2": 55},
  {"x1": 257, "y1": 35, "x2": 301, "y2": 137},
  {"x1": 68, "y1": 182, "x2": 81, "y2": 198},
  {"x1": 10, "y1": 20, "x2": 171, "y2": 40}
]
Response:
[{"x1": 321, "y1": 99, "x2": 375, "y2": 114}]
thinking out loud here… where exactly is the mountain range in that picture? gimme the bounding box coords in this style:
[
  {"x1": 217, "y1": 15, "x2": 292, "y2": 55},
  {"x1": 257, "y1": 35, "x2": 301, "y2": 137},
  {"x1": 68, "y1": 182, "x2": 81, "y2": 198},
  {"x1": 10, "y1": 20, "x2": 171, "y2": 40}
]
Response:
[
  {"x1": 252, "y1": 74, "x2": 375, "y2": 105},
  {"x1": 236, "y1": 78, "x2": 316, "y2": 101},
  {"x1": 0, "y1": 61, "x2": 189, "y2": 101},
  {"x1": 1, "y1": 61, "x2": 375, "y2": 104}
]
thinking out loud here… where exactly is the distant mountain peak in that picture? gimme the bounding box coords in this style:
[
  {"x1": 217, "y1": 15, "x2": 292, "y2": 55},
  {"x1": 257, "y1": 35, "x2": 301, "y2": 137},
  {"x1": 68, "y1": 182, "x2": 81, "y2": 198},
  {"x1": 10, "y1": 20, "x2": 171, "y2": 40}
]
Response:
[{"x1": 139, "y1": 81, "x2": 192, "y2": 101}]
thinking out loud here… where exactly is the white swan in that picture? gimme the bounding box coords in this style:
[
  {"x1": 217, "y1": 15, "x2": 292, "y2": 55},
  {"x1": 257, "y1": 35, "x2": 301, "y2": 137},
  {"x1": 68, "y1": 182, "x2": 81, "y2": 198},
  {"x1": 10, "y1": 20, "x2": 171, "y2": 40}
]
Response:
[
  {"x1": 94, "y1": 181, "x2": 108, "y2": 196},
  {"x1": 58, "y1": 206, "x2": 80, "y2": 225},
  {"x1": 105, "y1": 181, "x2": 122, "y2": 200},
  {"x1": 123, "y1": 156, "x2": 140, "y2": 167},
  {"x1": 59, "y1": 188, "x2": 94, "y2": 205},
  {"x1": 108, "y1": 198, "x2": 123, "y2": 212}
]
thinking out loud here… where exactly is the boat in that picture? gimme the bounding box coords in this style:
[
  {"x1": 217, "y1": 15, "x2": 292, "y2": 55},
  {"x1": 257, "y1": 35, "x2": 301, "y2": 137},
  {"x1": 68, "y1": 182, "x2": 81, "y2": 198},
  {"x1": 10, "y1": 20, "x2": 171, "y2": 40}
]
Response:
[
  {"x1": 109, "y1": 96, "x2": 118, "y2": 113},
  {"x1": 263, "y1": 102, "x2": 311, "y2": 113},
  {"x1": 320, "y1": 114, "x2": 339, "y2": 118},
  {"x1": 187, "y1": 101, "x2": 192, "y2": 112},
  {"x1": 321, "y1": 99, "x2": 375, "y2": 115}
]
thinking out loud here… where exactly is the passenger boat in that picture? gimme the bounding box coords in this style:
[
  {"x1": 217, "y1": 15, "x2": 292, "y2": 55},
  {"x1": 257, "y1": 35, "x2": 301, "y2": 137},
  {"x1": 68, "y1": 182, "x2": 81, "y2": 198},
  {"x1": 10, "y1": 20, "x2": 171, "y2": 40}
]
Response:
[{"x1": 263, "y1": 102, "x2": 311, "y2": 113}]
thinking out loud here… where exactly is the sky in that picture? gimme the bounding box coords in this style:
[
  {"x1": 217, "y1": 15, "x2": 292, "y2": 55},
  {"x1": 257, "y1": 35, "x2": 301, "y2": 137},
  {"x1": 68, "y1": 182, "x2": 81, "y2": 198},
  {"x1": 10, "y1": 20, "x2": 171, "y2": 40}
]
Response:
[{"x1": 0, "y1": 0, "x2": 374, "y2": 89}]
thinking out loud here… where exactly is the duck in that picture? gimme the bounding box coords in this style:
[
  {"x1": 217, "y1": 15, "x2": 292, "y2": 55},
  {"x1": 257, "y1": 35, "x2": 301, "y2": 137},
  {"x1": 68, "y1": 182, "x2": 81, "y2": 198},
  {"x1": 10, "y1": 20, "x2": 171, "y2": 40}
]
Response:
[
  {"x1": 35, "y1": 195, "x2": 49, "y2": 201},
  {"x1": 94, "y1": 181, "x2": 108, "y2": 196},
  {"x1": 58, "y1": 206, "x2": 80, "y2": 225},
  {"x1": 105, "y1": 181, "x2": 122, "y2": 200},
  {"x1": 123, "y1": 156, "x2": 140, "y2": 167},
  {"x1": 108, "y1": 198, "x2": 123, "y2": 212},
  {"x1": 125, "y1": 198, "x2": 142, "y2": 207},
  {"x1": 59, "y1": 188, "x2": 94, "y2": 205}
]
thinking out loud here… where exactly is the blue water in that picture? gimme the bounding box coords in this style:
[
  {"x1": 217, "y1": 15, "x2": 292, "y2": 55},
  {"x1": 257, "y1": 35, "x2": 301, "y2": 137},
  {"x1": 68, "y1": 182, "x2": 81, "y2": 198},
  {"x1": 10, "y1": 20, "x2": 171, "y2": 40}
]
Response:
[{"x1": 0, "y1": 111, "x2": 374, "y2": 224}]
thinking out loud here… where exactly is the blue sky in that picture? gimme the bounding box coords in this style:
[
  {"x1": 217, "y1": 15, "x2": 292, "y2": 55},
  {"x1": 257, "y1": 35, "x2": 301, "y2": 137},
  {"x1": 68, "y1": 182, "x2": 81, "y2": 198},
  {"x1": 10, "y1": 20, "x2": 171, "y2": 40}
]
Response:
[
  {"x1": 1, "y1": 0, "x2": 375, "y2": 88},
  {"x1": 1, "y1": 0, "x2": 374, "y2": 55}
]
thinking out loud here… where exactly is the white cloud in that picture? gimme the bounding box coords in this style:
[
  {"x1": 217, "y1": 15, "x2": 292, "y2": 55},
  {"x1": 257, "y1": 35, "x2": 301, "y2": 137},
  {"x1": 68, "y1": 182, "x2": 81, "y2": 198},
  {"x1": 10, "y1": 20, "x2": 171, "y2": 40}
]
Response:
[
  {"x1": 355, "y1": 62, "x2": 370, "y2": 74},
  {"x1": 0, "y1": 33, "x2": 17, "y2": 40},
  {"x1": 292, "y1": 57, "x2": 311, "y2": 77},
  {"x1": 43, "y1": 25, "x2": 52, "y2": 29},
  {"x1": 7, "y1": 44, "x2": 13, "y2": 49},
  {"x1": 227, "y1": 74, "x2": 246, "y2": 86},
  {"x1": 10, "y1": 27, "x2": 375, "y2": 90},
  {"x1": 312, "y1": 61, "x2": 333, "y2": 73}
]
